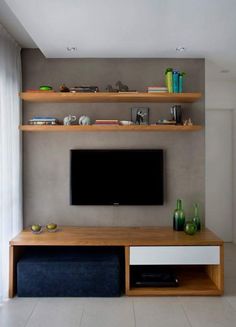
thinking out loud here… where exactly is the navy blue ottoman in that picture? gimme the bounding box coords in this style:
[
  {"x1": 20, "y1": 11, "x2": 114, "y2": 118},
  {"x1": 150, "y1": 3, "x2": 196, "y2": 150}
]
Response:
[{"x1": 17, "y1": 247, "x2": 122, "y2": 297}]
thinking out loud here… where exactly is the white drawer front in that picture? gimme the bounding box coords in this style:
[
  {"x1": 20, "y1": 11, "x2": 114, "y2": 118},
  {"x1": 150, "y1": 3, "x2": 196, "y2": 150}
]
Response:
[{"x1": 130, "y1": 246, "x2": 220, "y2": 265}]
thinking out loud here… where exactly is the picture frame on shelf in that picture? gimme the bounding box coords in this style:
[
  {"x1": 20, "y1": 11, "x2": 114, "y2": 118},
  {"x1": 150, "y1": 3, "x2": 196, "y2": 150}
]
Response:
[{"x1": 131, "y1": 107, "x2": 149, "y2": 125}]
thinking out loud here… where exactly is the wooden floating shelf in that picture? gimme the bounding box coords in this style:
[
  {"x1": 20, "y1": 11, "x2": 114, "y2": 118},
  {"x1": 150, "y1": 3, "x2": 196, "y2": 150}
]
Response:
[
  {"x1": 19, "y1": 125, "x2": 203, "y2": 132},
  {"x1": 20, "y1": 92, "x2": 202, "y2": 103}
]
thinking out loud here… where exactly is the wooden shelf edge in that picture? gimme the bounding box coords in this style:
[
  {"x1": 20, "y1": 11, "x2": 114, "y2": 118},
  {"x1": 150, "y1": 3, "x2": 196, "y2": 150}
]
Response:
[
  {"x1": 20, "y1": 92, "x2": 202, "y2": 103},
  {"x1": 126, "y1": 287, "x2": 222, "y2": 296},
  {"x1": 19, "y1": 125, "x2": 203, "y2": 132}
]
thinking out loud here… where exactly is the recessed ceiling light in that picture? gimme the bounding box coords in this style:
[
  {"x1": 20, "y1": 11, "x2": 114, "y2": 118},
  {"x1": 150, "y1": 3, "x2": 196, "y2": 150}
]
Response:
[
  {"x1": 66, "y1": 47, "x2": 77, "y2": 52},
  {"x1": 220, "y1": 69, "x2": 230, "y2": 73},
  {"x1": 176, "y1": 46, "x2": 186, "y2": 52}
]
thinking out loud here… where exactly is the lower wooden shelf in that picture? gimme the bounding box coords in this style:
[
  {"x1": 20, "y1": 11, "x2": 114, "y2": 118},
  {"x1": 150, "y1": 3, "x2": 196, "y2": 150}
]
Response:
[
  {"x1": 127, "y1": 268, "x2": 221, "y2": 296},
  {"x1": 19, "y1": 124, "x2": 203, "y2": 132}
]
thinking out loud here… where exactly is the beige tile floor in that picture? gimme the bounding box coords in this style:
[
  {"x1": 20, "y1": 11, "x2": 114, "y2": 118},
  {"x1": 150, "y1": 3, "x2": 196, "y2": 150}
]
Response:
[{"x1": 1, "y1": 243, "x2": 236, "y2": 327}]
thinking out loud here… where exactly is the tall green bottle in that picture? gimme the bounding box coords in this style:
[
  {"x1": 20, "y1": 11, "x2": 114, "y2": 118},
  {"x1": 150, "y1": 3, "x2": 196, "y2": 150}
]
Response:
[
  {"x1": 192, "y1": 203, "x2": 201, "y2": 231},
  {"x1": 173, "y1": 199, "x2": 185, "y2": 231}
]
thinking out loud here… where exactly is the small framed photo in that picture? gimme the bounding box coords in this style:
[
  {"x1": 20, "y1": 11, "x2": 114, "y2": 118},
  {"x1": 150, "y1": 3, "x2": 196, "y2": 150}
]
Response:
[{"x1": 131, "y1": 107, "x2": 149, "y2": 125}]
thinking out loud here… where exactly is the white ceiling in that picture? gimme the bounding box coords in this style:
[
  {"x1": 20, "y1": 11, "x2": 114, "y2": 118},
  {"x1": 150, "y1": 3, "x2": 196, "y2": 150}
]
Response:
[
  {"x1": 0, "y1": 0, "x2": 35, "y2": 47},
  {"x1": 2, "y1": 0, "x2": 236, "y2": 79}
]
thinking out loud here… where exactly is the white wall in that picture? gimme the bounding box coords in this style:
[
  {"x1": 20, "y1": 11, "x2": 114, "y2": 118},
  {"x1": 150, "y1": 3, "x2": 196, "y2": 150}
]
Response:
[
  {"x1": 205, "y1": 109, "x2": 233, "y2": 241},
  {"x1": 233, "y1": 111, "x2": 236, "y2": 243},
  {"x1": 205, "y1": 60, "x2": 236, "y2": 242}
]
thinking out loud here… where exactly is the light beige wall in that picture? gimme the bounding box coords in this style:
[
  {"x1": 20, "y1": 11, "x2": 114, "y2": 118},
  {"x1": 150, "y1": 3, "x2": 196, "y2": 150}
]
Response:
[{"x1": 22, "y1": 49, "x2": 205, "y2": 228}]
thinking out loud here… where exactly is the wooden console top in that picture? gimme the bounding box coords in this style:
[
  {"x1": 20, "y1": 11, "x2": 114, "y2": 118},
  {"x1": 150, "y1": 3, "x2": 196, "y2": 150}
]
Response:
[{"x1": 10, "y1": 226, "x2": 223, "y2": 246}]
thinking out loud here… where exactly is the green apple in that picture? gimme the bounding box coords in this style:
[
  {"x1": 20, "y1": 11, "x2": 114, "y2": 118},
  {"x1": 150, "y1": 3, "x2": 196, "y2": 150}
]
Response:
[
  {"x1": 31, "y1": 224, "x2": 42, "y2": 232},
  {"x1": 46, "y1": 223, "x2": 57, "y2": 231},
  {"x1": 184, "y1": 222, "x2": 197, "y2": 235}
]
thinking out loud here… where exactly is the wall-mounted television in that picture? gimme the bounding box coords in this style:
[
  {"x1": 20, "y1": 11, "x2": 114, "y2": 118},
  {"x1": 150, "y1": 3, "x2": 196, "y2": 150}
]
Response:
[{"x1": 70, "y1": 149, "x2": 164, "y2": 205}]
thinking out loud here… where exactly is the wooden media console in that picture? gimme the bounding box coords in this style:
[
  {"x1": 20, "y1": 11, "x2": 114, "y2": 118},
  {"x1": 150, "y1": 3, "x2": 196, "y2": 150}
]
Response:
[{"x1": 9, "y1": 226, "x2": 224, "y2": 297}]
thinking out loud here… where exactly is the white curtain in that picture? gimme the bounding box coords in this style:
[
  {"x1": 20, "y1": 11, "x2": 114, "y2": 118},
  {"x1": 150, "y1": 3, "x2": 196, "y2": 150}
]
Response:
[{"x1": 0, "y1": 24, "x2": 22, "y2": 301}]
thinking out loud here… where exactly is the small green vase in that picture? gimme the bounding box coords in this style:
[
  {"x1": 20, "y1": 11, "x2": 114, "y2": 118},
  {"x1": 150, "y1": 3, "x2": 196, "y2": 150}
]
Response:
[
  {"x1": 173, "y1": 199, "x2": 185, "y2": 231},
  {"x1": 192, "y1": 203, "x2": 201, "y2": 231}
]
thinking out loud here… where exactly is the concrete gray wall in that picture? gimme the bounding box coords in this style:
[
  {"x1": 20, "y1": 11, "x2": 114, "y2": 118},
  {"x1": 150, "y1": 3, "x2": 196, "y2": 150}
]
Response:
[{"x1": 22, "y1": 49, "x2": 205, "y2": 227}]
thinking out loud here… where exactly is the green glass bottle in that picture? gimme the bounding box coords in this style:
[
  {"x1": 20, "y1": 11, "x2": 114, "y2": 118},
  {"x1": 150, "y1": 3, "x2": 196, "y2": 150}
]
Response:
[
  {"x1": 192, "y1": 203, "x2": 201, "y2": 231},
  {"x1": 173, "y1": 199, "x2": 185, "y2": 231}
]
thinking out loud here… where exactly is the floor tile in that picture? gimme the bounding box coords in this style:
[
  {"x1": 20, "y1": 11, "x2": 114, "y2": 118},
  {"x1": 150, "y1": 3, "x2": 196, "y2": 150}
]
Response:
[
  {"x1": 224, "y1": 277, "x2": 236, "y2": 310},
  {"x1": 80, "y1": 297, "x2": 135, "y2": 327},
  {"x1": 133, "y1": 297, "x2": 191, "y2": 327},
  {"x1": 25, "y1": 298, "x2": 83, "y2": 327},
  {"x1": 181, "y1": 297, "x2": 236, "y2": 327},
  {"x1": 0, "y1": 298, "x2": 37, "y2": 327}
]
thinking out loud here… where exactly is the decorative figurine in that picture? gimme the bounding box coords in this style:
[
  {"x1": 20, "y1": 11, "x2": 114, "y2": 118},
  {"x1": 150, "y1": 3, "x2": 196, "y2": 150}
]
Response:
[
  {"x1": 106, "y1": 84, "x2": 118, "y2": 92},
  {"x1": 78, "y1": 115, "x2": 91, "y2": 125},
  {"x1": 106, "y1": 81, "x2": 131, "y2": 92},
  {"x1": 60, "y1": 84, "x2": 70, "y2": 92},
  {"x1": 116, "y1": 81, "x2": 129, "y2": 92},
  {"x1": 63, "y1": 114, "x2": 77, "y2": 125},
  {"x1": 183, "y1": 118, "x2": 193, "y2": 126},
  {"x1": 188, "y1": 118, "x2": 193, "y2": 126}
]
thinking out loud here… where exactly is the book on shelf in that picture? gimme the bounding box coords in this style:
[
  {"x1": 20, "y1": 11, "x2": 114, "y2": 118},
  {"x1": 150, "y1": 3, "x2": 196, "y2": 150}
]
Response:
[
  {"x1": 29, "y1": 116, "x2": 59, "y2": 125},
  {"x1": 28, "y1": 121, "x2": 58, "y2": 125},
  {"x1": 147, "y1": 86, "x2": 168, "y2": 93},
  {"x1": 30, "y1": 116, "x2": 58, "y2": 121},
  {"x1": 70, "y1": 86, "x2": 99, "y2": 93}
]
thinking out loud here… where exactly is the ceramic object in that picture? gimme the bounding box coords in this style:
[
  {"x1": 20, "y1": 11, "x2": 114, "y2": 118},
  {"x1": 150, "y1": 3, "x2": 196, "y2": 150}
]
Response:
[
  {"x1": 31, "y1": 224, "x2": 42, "y2": 234},
  {"x1": 63, "y1": 114, "x2": 77, "y2": 125},
  {"x1": 120, "y1": 120, "x2": 134, "y2": 126},
  {"x1": 184, "y1": 221, "x2": 197, "y2": 235},
  {"x1": 46, "y1": 223, "x2": 58, "y2": 232},
  {"x1": 78, "y1": 115, "x2": 91, "y2": 125}
]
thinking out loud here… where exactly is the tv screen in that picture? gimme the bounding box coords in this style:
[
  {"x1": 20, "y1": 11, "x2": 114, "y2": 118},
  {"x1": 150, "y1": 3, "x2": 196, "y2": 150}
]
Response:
[{"x1": 70, "y1": 149, "x2": 164, "y2": 205}]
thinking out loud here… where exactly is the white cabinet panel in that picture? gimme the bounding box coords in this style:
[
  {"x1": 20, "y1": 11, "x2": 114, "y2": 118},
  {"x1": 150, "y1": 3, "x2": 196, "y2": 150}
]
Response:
[{"x1": 130, "y1": 246, "x2": 220, "y2": 265}]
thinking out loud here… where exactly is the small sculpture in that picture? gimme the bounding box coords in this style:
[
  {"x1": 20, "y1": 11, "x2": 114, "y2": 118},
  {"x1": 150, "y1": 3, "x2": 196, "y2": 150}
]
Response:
[
  {"x1": 106, "y1": 84, "x2": 118, "y2": 92},
  {"x1": 60, "y1": 84, "x2": 70, "y2": 92},
  {"x1": 63, "y1": 114, "x2": 77, "y2": 125},
  {"x1": 188, "y1": 118, "x2": 193, "y2": 126},
  {"x1": 78, "y1": 115, "x2": 91, "y2": 125},
  {"x1": 116, "y1": 81, "x2": 129, "y2": 92},
  {"x1": 106, "y1": 81, "x2": 130, "y2": 92},
  {"x1": 183, "y1": 118, "x2": 193, "y2": 126}
]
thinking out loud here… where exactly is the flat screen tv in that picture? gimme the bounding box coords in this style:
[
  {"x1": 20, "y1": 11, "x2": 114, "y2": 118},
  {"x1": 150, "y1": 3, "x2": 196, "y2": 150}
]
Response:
[{"x1": 70, "y1": 149, "x2": 164, "y2": 205}]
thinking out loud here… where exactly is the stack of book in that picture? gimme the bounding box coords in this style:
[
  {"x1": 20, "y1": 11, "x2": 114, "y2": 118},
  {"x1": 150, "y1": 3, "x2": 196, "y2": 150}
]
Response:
[
  {"x1": 70, "y1": 86, "x2": 99, "y2": 93},
  {"x1": 28, "y1": 116, "x2": 58, "y2": 125},
  {"x1": 147, "y1": 86, "x2": 168, "y2": 93},
  {"x1": 94, "y1": 120, "x2": 119, "y2": 126}
]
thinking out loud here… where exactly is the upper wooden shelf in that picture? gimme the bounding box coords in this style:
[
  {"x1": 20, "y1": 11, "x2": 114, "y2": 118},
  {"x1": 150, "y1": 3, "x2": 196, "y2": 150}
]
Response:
[
  {"x1": 20, "y1": 92, "x2": 202, "y2": 103},
  {"x1": 19, "y1": 125, "x2": 203, "y2": 132}
]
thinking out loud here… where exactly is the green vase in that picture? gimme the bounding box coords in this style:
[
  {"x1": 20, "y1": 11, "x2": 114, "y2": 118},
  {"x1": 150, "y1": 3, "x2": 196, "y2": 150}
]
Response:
[
  {"x1": 192, "y1": 203, "x2": 201, "y2": 231},
  {"x1": 173, "y1": 199, "x2": 185, "y2": 231}
]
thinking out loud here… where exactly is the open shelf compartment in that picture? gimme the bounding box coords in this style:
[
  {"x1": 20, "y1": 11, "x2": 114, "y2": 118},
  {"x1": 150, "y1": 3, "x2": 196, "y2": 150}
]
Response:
[{"x1": 127, "y1": 265, "x2": 221, "y2": 296}]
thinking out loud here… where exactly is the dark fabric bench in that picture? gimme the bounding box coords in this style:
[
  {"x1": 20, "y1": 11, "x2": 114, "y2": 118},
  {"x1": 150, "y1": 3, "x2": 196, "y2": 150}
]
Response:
[{"x1": 17, "y1": 247, "x2": 123, "y2": 297}]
